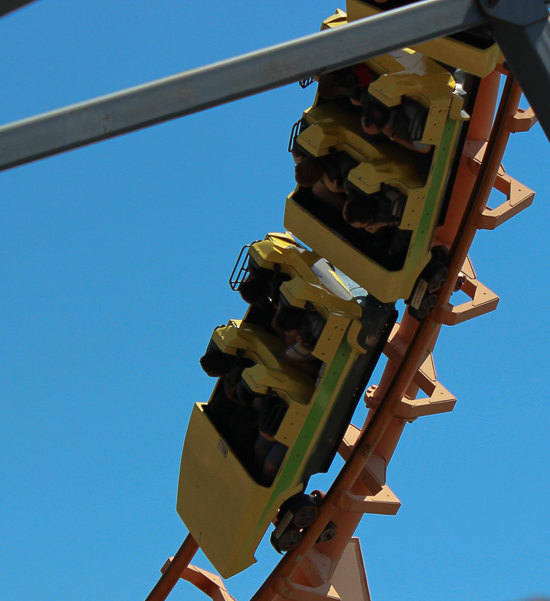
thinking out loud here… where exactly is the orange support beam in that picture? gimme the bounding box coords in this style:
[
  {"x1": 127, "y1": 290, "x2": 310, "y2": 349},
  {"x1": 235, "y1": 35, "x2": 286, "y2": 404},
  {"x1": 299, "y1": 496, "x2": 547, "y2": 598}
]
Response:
[{"x1": 145, "y1": 534, "x2": 199, "y2": 601}]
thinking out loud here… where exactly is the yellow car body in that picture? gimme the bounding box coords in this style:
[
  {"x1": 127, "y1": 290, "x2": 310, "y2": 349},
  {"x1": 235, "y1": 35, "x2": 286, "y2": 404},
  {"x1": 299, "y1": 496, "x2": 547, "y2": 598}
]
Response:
[
  {"x1": 285, "y1": 47, "x2": 467, "y2": 303},
  {"x1": 177, "y1": 233, "x2": 396, "y2": 577}
]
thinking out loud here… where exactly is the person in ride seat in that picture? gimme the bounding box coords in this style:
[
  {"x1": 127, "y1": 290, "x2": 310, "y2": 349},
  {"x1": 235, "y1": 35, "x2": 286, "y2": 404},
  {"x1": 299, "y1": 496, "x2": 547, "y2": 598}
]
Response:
[
  {"x1": 239, "y1": 258, "x2": 291, "y2": 307},
  {"x1": 294, "y1": 155, "x2": 325, "y2": 188},
  {"x1": 255, "y1": 429, "x2": 287, "y2": 487},
  {"x1": 361, "y1": 94, "x2": 434, "y2": 179},
  {"x1": 252, "y1": 394, "x2": 289, "y2": 487},
  {"x1": 361, "y1": 94, "x2": 432, "y2": 154},
  {"x1": 237, "y1": 264, "x2": 291, "y2": 335},
  {"x1": 200, "y1": 343, "x2": 237, "y2": 378},
  {"x1": 238, "y1": 275, "x2": 272, "y2": 305},
  {"x1": 342, "y1": 195, "x2": 382, "y2": 233},
  {"x1": 294, "y1": 148, "x2": 358, "y2": 217},
  {"x1": 200, "y1": 345, "x2": 255, "y2": 405},
  {"x1": 200, "y1": 343, "x2": 263, "y2": 471},
  {"x1": 293, "y1": 152, "x2": 346, "y2": 216},
  {"x1": 216, "y1": 386, "x2": 288, "y2": 487},
  {"x1": 316, "y1": 63, "x2": 377, "y2": 106},
  {"x1": 272, "y1": 301, "x2": 324, "y2": 378},
  {"x1": 322, "y1": 149, "x2": 358, "y2": 193},
  {"x1": 342, "y1": 183, "x2": 406, "y2": 234}
]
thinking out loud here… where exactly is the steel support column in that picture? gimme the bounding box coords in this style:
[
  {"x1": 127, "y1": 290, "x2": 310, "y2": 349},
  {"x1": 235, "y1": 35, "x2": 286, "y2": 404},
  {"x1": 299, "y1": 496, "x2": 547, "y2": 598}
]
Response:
[
  {"x1": 0, "y1": 0, "x2": 488, "y2": 172},
  {"x1": 485, "y1": 0, "x2": 550, "y2": 142}
]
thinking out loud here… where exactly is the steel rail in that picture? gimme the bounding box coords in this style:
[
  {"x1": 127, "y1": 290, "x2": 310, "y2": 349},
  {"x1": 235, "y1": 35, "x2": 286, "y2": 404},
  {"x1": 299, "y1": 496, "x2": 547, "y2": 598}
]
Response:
[
  {"x1": 0, "y1": 0, "x2": 489, "y2": 172},
  {"x1": 436, "y1": 75, "x2": 523, "y2": 317},
  {"x1": 144, "y1": 534, "x2": 199, "y2": 601},
  {"x1": 249, "y1": 73, "x2": 521, "y2": 601}
]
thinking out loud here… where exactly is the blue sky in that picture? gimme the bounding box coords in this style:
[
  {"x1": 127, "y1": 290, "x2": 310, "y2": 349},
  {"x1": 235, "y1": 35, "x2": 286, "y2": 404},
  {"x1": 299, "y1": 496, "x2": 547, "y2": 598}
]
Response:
[{"x1": 0, "y1": 2, "x2": 549, "y2": 601}]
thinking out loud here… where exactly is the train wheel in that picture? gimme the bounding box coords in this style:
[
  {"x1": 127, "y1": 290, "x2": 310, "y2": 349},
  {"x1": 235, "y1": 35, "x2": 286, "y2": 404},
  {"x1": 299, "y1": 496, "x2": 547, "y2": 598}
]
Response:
[
  {"x1": 408, "y1": 248, "x2": 448, "y2": 321},
  {"x1": 317, "y1": 521, "x2": 337, "y2": 544},
  {"x1": 427, "y1": 265, "x2": 448, "y2": 293},
  {"x1": 310, "y1": 490, "x2": 325, "y2": 504},
  {"x1": 291, "y1": 495, "x2": 319, "y2": 528},
  {"x1": 416, "y1": 293, "x2": 438, "y2": 320},
  {"x1": 426, "y1": 246, "x2": 449, "y2": 293},
  {"x1": 294, "y1": 504, "x2": 318, "y2": 529},
  {"x1": 271, "y1": 528, "x2": 302, "y2": 553}
]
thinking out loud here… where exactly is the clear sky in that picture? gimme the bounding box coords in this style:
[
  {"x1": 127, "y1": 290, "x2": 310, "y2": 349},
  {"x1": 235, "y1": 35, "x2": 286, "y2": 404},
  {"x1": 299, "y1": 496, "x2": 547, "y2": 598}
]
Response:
[{"x1": 0, "y1": 2, "x2": 549, "y2": 601}]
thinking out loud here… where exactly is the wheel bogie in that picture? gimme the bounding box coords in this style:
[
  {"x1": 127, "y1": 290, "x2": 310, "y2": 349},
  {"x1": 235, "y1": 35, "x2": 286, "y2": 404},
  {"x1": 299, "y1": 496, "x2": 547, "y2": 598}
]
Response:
[
  {"x1": 407, "y1": 246, "x2": 449, "y2": 321},
  {"x1": 270, "y1": 492, "x2": 324, "y2": 554}
]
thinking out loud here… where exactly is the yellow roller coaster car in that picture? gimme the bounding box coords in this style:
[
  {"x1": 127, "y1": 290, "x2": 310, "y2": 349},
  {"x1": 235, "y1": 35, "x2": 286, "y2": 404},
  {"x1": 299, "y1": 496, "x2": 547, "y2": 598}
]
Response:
[
  {"x1": 177, "y1": 233, "x2": 396, "y2": 577},
  {"x1": 285, "y1": 47, "x2": 468, "y2": 312}
]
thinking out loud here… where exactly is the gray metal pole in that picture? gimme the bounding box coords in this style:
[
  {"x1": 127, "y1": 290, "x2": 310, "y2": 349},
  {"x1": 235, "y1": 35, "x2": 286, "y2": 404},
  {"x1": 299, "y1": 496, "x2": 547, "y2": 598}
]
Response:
[
  {"x1": 491, "y1": 19, "x2": 550, "y2": 142},
  {"x1": 0, "y1": 0, "x2": 488, "y2": 172},
  {"x1": 0, "y1": 0, "x2": 39, "y2": 19}
]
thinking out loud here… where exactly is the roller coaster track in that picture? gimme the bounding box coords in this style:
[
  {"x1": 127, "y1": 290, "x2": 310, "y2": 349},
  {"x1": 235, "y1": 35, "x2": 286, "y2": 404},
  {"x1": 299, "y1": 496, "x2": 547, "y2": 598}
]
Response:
[
  {"x1": 146, "y1": 65, "x2": 537, "y2": 601},
  {"x1": 1, "y1": 2, "x2": 546, "y2": 600}
]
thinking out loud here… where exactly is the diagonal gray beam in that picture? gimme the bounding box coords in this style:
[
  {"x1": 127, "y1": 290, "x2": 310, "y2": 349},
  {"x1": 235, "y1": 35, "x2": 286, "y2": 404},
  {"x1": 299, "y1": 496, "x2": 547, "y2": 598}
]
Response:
[
  {"x1": 0, "y1": 0, "x2": 488, "y2": 172},
  {"x1": 0, "y1": 0, "x2": 39, "y2": 19},
  {"x1": 491, "y1": 17, "x2": 550, "y2": 141}
]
